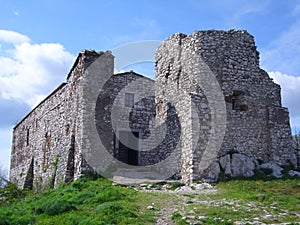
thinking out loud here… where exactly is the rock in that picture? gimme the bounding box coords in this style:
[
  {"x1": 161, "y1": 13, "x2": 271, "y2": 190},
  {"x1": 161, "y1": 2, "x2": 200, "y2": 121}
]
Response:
[
  {"x1": 204, "y1": 161, "x2": 220, "y2": 182},
  {"x1": 162, "y1": 184, "x2": 169, "y2": 190},
  {"x1": 198, "y1": 216, "x2": 208, "y2": 220},
  {"x1": 192, "y1": 182, "x2": 213, "y2": 190},
  {"x1": 175, "y1": 185, "x2": 193, "y2": 192},
  {"x1": 231, "y1": 154, "x2": 255, "y2": 177},
  {"x1": 260, "y1": 162, "x2": 283, "y2": 178},
  {"x1": 288, "y1": 170, "x2": 300, "y2": 177},
  {"x1": 188, "y1": 210, "x2": 195, "y2": 214},
  {"x1": 262, "y1": 214, "x2": 272, "y2": 219},
  {"x1": 147, "y1": 205, "x2": 155, "y2": 210},
  {"x1": 219, "y1": 154, "x2": 232, "y2": 175},
  {"x1": 186, "y1": 215, "x2": 196, "y2": 219},
  {"x1": 156, "y1": 218, "x2": 168, "y2": 225},
  {"x1": 234, "y1": 222, "x2": 246, "y2": 225}
]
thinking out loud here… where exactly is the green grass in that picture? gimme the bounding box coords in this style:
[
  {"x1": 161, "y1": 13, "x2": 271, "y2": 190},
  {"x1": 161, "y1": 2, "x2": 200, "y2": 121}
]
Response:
[
  {"x1": 0, "y1": 176, "x2": 156, "y2": 225},
  {"x1": 171, "y1": 178, "x2": 300, "y2": 225},
  {"x1": 0, "y1": 176, "x2": 299, "y2": 225}
]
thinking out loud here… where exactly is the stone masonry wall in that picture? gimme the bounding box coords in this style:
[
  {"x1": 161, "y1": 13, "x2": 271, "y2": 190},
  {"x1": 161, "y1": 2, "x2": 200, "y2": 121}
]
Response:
[
  {"x1": 75, "y1": 52, "x2": 162, "y2": 178},
  {"x1": 155, "y1": 30, "x2": 298, "y2": 182},
  {"x1": 10, "y1": 50, "x2": 103, "y2": 190},
  {"x1": 11, "y1": 29, "x2": 298, "y2": 187},
  {"x1": 10, "y1": 50, "x2": 160, "y2": 187}
]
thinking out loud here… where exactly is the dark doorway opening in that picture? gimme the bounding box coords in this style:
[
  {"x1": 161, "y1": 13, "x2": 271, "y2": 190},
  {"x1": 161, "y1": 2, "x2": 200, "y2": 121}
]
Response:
[{"x1": 116, "y1": 131, "x2": 139, "y2": 166}]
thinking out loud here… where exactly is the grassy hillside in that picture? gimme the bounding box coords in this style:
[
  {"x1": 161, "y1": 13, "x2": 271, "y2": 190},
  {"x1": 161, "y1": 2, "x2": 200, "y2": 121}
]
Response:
[
  {"x1": 0, "y1": 175, "x2": 157, "y2": 225},
  {"x1": 0, "y1": 175, "x2": 299, "y2": 225}
]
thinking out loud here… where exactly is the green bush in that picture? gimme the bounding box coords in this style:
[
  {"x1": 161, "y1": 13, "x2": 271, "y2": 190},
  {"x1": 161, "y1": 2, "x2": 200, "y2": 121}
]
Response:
[{"x1": 0, "y1": 182, "x2": 29, "y2": 205}]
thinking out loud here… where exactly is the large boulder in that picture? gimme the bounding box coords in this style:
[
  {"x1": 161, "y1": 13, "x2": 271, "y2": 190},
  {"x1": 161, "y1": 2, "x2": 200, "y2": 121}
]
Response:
[
  {"x1": 288, "y1": 170, "x2": 300, "y2": 177},
  {"x1": 231, "y1": 154, "x2": 256, "y2": 177},
  {"x1": 259, "y1": 162, "x2": 283, "y2": 178},
  {"x1": 203, "y1": 161, "x2": 220, "y2": 182},
  {"x1": 219, "y1": 154, "x2": 232, "y2": 176}
]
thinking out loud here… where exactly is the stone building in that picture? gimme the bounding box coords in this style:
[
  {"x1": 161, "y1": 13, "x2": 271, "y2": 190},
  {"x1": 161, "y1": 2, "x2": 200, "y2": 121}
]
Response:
[
  {"x1": 10, "y1": 30, "x2": 298, "y2": 189},
  {"x1": 155, "y1": 30, "x2": 297, "y2": 181}
]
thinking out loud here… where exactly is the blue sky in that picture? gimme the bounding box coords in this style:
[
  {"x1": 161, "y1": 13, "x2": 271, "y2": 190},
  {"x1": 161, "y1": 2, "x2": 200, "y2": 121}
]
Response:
[{"x1": 0, "y1": 0, "x2": 300, "y2": 173}]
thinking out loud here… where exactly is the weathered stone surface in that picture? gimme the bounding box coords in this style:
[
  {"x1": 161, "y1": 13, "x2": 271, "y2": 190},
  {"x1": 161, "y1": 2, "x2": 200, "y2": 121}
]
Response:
[
  {"x1": 10, "y1": 50, "x2": 108, "y2": 190},
  {"x1": 191, "y1": 182, "x2": 213, "y2": 190},
  {"x1": 219, "y1": 154, "x2": 231, "y2": 175},
  {"x1": 231, "y1": 154, "x2": 256, "y2": 177},
  {"x1": 260, "y1": 162, "x2": 283, "y2": 178},
  {"x1": 288, "y1": 170, "x2": 300, "y2": 177},
  {"x1": 175, "y1": 185, "x2": 193, "y2": 192},
  {"x1": 203, "y1": 161, "x2": 220, "y2": 182},
  {"x1": 155, "y1": 29, "x2": 298, "y2": 182}
]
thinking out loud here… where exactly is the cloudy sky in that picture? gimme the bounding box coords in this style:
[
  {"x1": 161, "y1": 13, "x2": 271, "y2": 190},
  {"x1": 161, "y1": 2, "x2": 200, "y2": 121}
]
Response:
[{"x1": 0, "y1": 0, "x2": 299, "y2": 173}]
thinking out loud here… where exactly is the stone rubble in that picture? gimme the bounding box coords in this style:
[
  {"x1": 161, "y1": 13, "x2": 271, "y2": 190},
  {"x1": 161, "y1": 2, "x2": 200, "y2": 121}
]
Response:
[
  {"x1": 288, "y1": 170, "x2": 300, "y2": 177},
  {"x1": 260, "y1": 162, "x2": 284, "y2": 178}
]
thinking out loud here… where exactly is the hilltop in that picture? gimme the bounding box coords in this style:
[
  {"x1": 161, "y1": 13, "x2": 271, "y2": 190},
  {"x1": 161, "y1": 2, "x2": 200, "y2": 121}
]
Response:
[{"x1": 0, "y1": 175, "x2": 299, "y2": 225}]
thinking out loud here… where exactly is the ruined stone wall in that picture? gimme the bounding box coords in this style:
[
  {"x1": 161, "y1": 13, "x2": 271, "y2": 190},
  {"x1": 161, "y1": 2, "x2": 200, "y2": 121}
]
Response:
[
  {"x1": 11, "y1": 30, "x2": 298, "y2": 186},
  {"x1": 155, "y1": 30, "x2": 297, "y2": 182},
  {"x1": 10, "y1": 50, "x2": 159, "y2": 187},
  {"x1": 78, "y1": 52, "x2": 160, "y2": 178},
  {"x1": 110, "y1": 73, "x2": 157, "y2": 165},
  {"x1": 91, "y1": 71, "x2": 156, "y2": 169},
  {"x1": 10, "y1": 51, "x2": 103, "y2": 189}
]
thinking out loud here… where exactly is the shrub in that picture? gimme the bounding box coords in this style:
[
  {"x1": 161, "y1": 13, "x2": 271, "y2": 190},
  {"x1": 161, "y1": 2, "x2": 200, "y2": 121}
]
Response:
[{"x1": 0, "y1": 182, "x2": 29, "y2": 205}]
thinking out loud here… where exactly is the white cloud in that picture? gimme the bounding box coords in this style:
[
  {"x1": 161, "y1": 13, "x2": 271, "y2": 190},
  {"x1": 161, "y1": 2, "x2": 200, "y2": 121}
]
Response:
[
  {"x1": 261, "y1": 18, "x2": 300, "y2": 75},
  {"x1": 269, "y1": 71, "x2": 300, "y2": 130},
  {"x1": 292, "y1": 3, "x2": 300, "y2": 16},
  {"x1": 0, "y1": 30, "x2": 75, "y2": 171},
  {"x1": 0, "y1": 128, "x2": 12, "y2": 172},
  {"x1": 0, "y1": 30, "x2": 75, "y2": 107},
  {"x1": 0, "y1": 30, "x2": 30, "y2": 44}
]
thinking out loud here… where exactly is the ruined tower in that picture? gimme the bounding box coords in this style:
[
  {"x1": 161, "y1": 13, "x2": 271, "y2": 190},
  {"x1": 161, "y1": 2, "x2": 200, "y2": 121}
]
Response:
[{"x1": 155, "y1": 30, "x2": 297, "y2": 182}]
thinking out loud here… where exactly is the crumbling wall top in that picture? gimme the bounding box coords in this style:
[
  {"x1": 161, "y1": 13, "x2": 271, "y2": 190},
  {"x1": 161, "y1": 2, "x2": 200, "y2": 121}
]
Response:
[{"x1": 67, "y1": 50, "x2": 113, "y2": 80}]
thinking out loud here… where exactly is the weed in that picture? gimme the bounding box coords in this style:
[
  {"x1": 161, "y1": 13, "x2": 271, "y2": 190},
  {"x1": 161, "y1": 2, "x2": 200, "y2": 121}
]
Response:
[
  {"x1": 48, "y1": 154, "x2": 60, "y2": 189},
  {"x1": 171, "y1": 211, "x2": 181, "y2": 220},
  {"x1": 172, "y1": 211, "x2": 188, "y2": 225}
]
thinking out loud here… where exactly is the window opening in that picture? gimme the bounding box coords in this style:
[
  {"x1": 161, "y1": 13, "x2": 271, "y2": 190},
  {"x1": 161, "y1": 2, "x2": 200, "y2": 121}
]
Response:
[
  {"x1": 26, "y1": 128, "x2": 30, "y2": 146},
  {"x1": 125, "y1": 93, "x2": 134, "y2": 107}
]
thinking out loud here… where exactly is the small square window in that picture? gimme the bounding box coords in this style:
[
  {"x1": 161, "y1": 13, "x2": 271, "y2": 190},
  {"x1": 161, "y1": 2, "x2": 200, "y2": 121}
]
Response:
[{"x1": 125, "y1": 93, "x2": 134, "y2": 107}]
